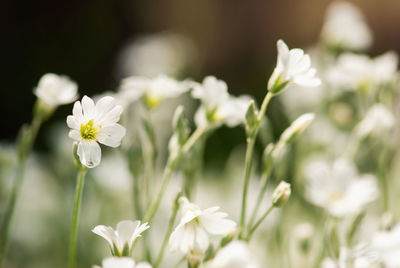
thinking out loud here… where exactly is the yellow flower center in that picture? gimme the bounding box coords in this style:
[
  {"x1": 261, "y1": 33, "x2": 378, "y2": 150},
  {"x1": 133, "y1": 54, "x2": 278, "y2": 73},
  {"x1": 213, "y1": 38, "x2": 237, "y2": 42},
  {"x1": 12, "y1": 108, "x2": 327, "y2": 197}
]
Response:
[
  {"x1": 145, "y1": 94, "x2": 162, "y2": 108},
  {"x1": 80, "y1": 119, "x2": 100, "y2": 140}
]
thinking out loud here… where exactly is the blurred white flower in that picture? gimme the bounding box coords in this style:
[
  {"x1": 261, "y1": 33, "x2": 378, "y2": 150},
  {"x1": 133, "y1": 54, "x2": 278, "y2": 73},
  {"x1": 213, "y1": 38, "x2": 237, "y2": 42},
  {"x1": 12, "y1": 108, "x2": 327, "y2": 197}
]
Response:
[
  {"x1": 268, "y1": 40, "x2": 321, "y2": 94},
  {"x1": 356, "y1": 104, "x2": 395, "y2": 138},
  {"x1": 371, "y1": 223, "x2": 400, "y2": 267},
  {"x1": 205, "y1": 241, "x2": 259, "y2": 268},
  {"x1": 304, "y1": 157, "x2": 378, "y2": 217},
  {"x1": 321, "y1": 244, "x2": 379, "y2": 268},
  {"x1": 327, "y1": 52, "x2": 398, "y2": 91},
  {"x1": 169, "y1": 197, "x2": 236, "y2": 255},
  {"x1": 66, "y1": 95, "x2": 126, "y2": 168},
  {"x1": 34, "y1": 73, "x2": 78, "y2": 107},
  {"x1": 119, "y1": 74, "x2": 192, "y2": 108},
  {"x1": 117, "y1": 33, "x2": 196, "y2": 78},
  {"x1": 192, "y1": 76, "x2": 251, "y2": 127},
  {"x1": 94, "y1": 257, "x2": 152, "y2": 268},
  {"x1": 92, "y1": 220, "x2": 150, "y2": 257},
  {"x1": 320, "y1": 1, "x2": 373, "y2": 51}
]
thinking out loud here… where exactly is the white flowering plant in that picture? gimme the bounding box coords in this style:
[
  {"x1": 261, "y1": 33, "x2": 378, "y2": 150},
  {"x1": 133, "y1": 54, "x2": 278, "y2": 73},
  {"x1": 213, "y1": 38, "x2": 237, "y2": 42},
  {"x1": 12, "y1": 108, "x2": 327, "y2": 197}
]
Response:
[{"x1": 2, "y1": 2, "x2": 400, "y2": 268}]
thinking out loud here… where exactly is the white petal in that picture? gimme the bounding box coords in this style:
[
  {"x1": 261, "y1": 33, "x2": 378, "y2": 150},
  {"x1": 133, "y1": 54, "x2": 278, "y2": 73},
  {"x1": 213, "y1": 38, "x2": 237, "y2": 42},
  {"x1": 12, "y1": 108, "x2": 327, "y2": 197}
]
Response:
[
  {"x1": 97, "y1": 124, "x2": 126, "y2": 148},
  {"x1": 81, "y1": 95, "x2": 96, "y2": 121},
  {"x1": 201, "y1": 212, "x2": 236, "y2": 235},
  {"x1": 116, "y1": 220, "x2": 139, "y2": 250},
  {"x1": 67, "y1": 115, "x2": 80, "y2": 130},
  {"x1": 102, "y1": 257, "x2": 135, "y2": 268},
  {"x1": 95, "y1": 96, "x2": 117, "y2": 122},
  {"x1": 92, "y1": 225, "x2": 118, "y2": 249},
  {"x1": 195, "y1": 226, "x2": 209, "y2": 252},
  {"x1": 72, "y1": 100, "x2": 84, "y2": 123},
  {"x1": 68, "y1": 129, "x2": 81, "y2": 141},
  {"x1": 135, "y1": 262, "x2": 153, "y2": 268},
  {"x1": 96, "y1": 105, "x2": 123, "y2": 127},
  {"x1": 77, "y1": 140, "x2": 101, "y2": 168},
  {"x1": 180, "y1": 224, "x2": 195, "y2": 253}
]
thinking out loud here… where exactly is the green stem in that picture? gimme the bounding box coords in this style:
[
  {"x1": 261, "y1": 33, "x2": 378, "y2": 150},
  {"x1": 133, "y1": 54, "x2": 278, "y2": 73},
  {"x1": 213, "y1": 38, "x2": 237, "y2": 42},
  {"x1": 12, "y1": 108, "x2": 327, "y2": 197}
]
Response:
[
  {"x1": 68, "y1": 168, "x2": 87, "y2": 268},
  {"x1": 0, "y1": 116, "x2": 42, "y2": 266},
  {"x1": 154, "y1": 192, "x2": 182, "y2": 268},
  {"x1": 248, "y1": 166, "x2": 272, "y2": 231},
  {"x1": 239, "y1": 92, "x2": 273, "y2": 239},
  {"x1": 246, "y1": 205, "x2": 274, "y2": 241},
  {"x1": 144, "y1": 126, "x2": 208, "y2": 224}
]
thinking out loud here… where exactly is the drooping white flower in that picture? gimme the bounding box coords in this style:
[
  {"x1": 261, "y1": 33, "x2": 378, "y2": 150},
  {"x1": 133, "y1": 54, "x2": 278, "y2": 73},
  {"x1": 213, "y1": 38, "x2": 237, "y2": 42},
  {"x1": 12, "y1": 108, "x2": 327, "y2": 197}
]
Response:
[
  {"x1": 268, "y1": 40, "x2": 321, "y2": 94},
  {"x1": 205, "y1": 241, "x2": 259, "y2": 268},
  {"x1": 320, "y1": 1, "x2": 373, "y2": 51},
  {"x1": 92, "y1": 220, "x2": 150, "y2": 257},
  {"x1": 168, "y1": 197, "x2": 236, "y2": 255},
  {"x1": 66, "y1": 95, "x2": 126, "y2": 168},
  {"x1": 356, "y1": 104, "x2": 395, "y2": 138},
  {"x1": 304, "y1": 157, "x2": 378, "y2": 217},
  {"x1": 34, "y1": 73, "x2": 78, "y2": 107},
  {"x1": 93, "y1": 257, "x2": 152, "y2": 268},
  {"x1": 118, "y1": 74, "x2": 192, "y2": 108},
  {"x1": 192, "y1": 76, "x2": 251, "y2": 127},
  {"x1": 327, "y1": 52, "x2": 398, "y2": 91},
  {"x1": 370, "y1": 223, "x2": 400, "y2": 267}
]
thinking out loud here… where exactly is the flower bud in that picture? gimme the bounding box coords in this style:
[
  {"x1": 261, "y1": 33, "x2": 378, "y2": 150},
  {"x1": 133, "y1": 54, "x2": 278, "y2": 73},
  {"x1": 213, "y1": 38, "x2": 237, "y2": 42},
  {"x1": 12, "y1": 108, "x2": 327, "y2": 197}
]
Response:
[
  {"x1": 271, "y1": 181, "x2": 291, "y2": 207},
  {"x1": 245, "y1": 100, "x2": 258, "y2": 136},
  {"x1": 281, "y1": 113, "x2": 314, "y2": 144}
]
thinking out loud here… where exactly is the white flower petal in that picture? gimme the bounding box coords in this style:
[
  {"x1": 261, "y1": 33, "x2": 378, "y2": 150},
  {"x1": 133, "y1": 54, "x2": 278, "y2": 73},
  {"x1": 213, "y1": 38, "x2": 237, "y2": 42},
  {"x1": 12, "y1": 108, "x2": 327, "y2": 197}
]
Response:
[
  {"x1": 81, "y1": 95, "x2": 96, "y2": 121},
  {"x1": 68, "y1": 129, "x2": 81, "y2": 141},
  {"x1": 97, "y1": 124, "x2": 126, "y2": 148},
  {"x1": 95, "y1": 96, "x2": 117, "y2": 121},
  {"x1": 92, "y1": 225, "x2": 118, "y2": 248},
  {"x1": 102, "y1": 257, "x2": 135, "y2": 268},
  {"x1": 77, "y1": 140, "x2": 101, "y2": 168}
]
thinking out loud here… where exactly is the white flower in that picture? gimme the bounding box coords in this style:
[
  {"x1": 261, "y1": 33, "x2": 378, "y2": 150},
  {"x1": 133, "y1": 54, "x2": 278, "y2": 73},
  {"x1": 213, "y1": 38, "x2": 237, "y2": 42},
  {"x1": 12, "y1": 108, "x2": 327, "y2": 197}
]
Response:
[
  {"x1": 93, "y1": 257, "x2": 152, "y2": 268},
  {"x1": 192, "y1": 76, "x2": 251, "y2": 127},
  {"x1": 168, "y1": 197, "x2": 236, "y2": 255},
  {"x1": 320, "y1": 1, "x2": 372, "y2": 51},
  {"x1": 118, "y1": 74, "x2": 192, "y2": 108},
  {"x1": 356, "y1": 104, "x2": 395, "y2": 138},
  {"x1": 280, "y1": 113, "x2": 315, "y2": 143},
  {"x1": 92, "y1": 220, "x2": 150, "y2": 256},
  {"x1": 268, "y1": 40, "x2": 321, "y2": 94},
  {"x1": 34, "y1": 73, "x2": 78, "y2": 107},
  {"x1": 321, "y1": 246, "x2": 378, "y2": 268},
  {"x1": 371, "y1": 223, "x2": 400, "y2": 267},
  {"x1": 66, "y1": 95, "x2": 126, "y2": 168},
  {"x1": 327, "y1": 52, "x2": 398, "y2": 91},
  {"x1": 304, "y1": 158, "x2": 378, "y2": 217},
  {"x1": 205, "y1": 241, "x2": 259, "y2": 268}
]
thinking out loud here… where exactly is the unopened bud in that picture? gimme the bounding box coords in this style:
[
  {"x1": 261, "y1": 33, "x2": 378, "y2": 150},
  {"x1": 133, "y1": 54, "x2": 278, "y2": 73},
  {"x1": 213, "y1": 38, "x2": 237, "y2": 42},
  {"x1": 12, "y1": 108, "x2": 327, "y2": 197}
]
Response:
[
  {"x1": 271, "y1": 181, "x2": 291, "y2": 207},
  {"x1": 281, "y1": 113, "x2": 314, "y2": 143}
]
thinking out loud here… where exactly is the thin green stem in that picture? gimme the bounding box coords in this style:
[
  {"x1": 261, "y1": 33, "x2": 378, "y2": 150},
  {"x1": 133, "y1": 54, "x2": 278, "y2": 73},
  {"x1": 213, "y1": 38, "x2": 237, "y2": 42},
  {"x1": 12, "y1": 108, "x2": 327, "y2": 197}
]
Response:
[
  {"x1": 239, "y1": 92, "x2": 274, "y2": 239},
  {"x1": 68, "y1": 168, "x2": 87, "y2": 268},
  {"x1": 0, "y1": 116, "x2": 42, "y2": 266},
  {"x1": 248, "y1": 166, "x2": 272, "y2": 231},
  {"x1": 246, "y1": 205, "x2": 274, "y2": 241},
  {"x1": 154, "y1": 192, "x2": 182, "y2": 268},
  {"x1": 144, "y1": 126, "x2": 208, "y2": 224}
]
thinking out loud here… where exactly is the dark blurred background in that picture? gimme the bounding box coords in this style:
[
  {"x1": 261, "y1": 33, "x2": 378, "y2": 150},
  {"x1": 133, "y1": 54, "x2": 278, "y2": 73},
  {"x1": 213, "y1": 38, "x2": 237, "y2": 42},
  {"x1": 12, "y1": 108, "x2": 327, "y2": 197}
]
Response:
[{"x1": 2, "y1": 0, "x2": 400, "y2": 147}]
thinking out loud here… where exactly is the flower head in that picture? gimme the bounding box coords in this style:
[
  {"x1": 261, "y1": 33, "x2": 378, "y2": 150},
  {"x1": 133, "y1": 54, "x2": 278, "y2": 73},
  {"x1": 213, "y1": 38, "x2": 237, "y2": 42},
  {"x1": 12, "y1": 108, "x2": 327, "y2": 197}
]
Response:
[
  {"x1": 168, "y1": 197, "x2": 236, "y2": 255},
  {"x1": 92, "y1": 220, "x2": 150, "y2": 256},
  {"x1": 304, "y1": 157, "x2": 378, "y2": 217},
  {"x1": 271, "y1": 181, "x2": 291, "y2": 207},
  {"x1": 356, "y1": 104, "x2": 395, "y2": 138},
  {"x1": 119, "y1": 74, "x2": 192, "y2": 108},
  {"x1": 268, "y1": 40, "x2": 321, "y2": 94},
  {"x1": 67, "y1": 95, "x2": 126, "y2": 168},
  {"x1": 34, "y1": 73, "x2": 78, "y2": 107},
  {"x1": 321, "y1": 1, "x2": 372, "y2": 51},
  {"x1": 206, "y1": 241, "x2": 259, "y2": 268},
  {"x1": 192, "y1": 76, "x2": 251, "y2": 127},
  {"x1": 327, "y1": 52, "x2": 398, "y2": 92}
]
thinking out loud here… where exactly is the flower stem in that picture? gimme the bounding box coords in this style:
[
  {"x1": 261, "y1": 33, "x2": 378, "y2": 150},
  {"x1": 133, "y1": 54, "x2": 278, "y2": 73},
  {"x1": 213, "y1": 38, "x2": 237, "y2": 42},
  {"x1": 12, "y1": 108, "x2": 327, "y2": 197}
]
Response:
[
  {"x1": 144, "y1": 126, "x2": 208, "y2": 224},
  {"x1": 246, "y1": 205, "x2": 274, "y2": 241},
  {"x1": 154, "y1": 192, "x2": 182, "y2": 268},
  {"x1": 239, "y1": 92, "x2": 273, "y2": 239},
  {"x1": 248, "y1": 166, "x2": 272, "y2": 231},
  {"x1": 68, "y1": 168, "x2": 87, "y2": 268},
  {"x1": 0, "y1": 116, "x2": 42, "y2": 265}
]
